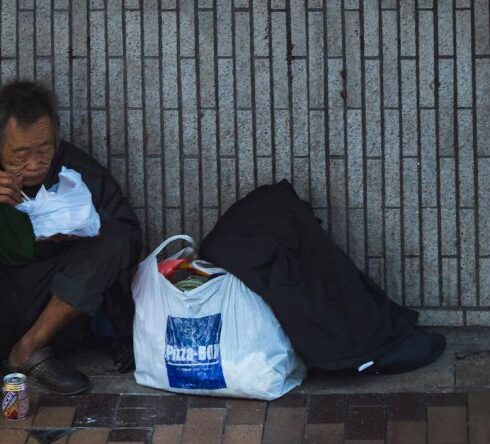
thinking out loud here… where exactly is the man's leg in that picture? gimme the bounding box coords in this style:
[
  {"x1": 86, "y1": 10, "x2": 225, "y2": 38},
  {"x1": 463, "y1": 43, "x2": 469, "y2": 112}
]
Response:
[{"x1": 8, "y1": 296, "x2": 80, "y2": 368}]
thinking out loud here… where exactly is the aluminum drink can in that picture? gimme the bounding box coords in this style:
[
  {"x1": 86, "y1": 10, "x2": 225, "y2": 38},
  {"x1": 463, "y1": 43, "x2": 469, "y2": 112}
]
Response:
[{"x1": 2, "y1": 373, "x2": 29, "y2": 420}]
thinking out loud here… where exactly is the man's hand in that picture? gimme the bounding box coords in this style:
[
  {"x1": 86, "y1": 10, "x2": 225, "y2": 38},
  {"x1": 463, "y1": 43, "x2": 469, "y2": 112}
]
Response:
[{"x1": 0, "y1": 170, "x2": 22, "y2": 206}]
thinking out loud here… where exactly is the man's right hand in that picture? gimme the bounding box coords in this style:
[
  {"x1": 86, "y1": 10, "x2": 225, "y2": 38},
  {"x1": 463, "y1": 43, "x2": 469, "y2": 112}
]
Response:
[{"x1": 0, "y1": 170, "x2": 22, "y2": 206}]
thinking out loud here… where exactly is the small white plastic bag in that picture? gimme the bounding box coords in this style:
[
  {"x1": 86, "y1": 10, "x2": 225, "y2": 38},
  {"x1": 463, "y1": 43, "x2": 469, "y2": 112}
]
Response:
[{"x1": 16, "y1": 166, "x2": 101, "y2": 239}]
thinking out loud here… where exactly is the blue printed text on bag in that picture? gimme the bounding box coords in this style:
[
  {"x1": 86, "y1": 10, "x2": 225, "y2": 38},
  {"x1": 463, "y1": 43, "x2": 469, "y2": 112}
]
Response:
[{"x1": 165, "y1": 314, "x2": 227, "y2": 390}]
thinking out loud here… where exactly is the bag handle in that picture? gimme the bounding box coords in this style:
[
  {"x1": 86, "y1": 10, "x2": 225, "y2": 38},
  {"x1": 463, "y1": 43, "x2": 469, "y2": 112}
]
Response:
[{"x1": 149, "y1": 234, "x2": 197, "y2": 259}]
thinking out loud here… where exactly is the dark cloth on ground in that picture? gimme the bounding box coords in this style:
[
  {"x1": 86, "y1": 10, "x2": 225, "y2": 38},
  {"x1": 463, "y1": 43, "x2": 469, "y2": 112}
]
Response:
[
  {"x1": 200, "y1": 180, "x2": 422, "y2": 371},
  {"x1": 0, "y1": 141, "x2": 142, "y2": 360}
]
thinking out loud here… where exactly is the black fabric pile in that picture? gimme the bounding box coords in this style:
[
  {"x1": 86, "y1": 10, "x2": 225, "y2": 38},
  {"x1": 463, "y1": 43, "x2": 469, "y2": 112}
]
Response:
[{"x1": 200, "y1": 180, "x2": 445, "y2": 373}]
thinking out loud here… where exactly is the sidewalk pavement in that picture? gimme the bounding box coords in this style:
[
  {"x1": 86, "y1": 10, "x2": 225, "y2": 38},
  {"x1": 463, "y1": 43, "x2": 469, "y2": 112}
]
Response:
[{"x1": 1, "y1": 328, "x2": 490, "y2": 443}]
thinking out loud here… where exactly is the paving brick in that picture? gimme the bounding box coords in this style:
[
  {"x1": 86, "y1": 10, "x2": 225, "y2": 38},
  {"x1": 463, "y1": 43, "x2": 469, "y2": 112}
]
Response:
[
  {"x1": 181, "y1": 58, "x2": 199, "y2": 156},
  {"x1": 347, "y1": 110, "x2": 364, "y2": 207},
  {"x1": 363, "y1": 0, "x2": 379, "y2": 57},
  {"x1": 293, "y1": 156, "x2": 310, "y2": 202},
  {"x1": 386, "y1": 421, "x2": 426, "y2": 444},
  {"x1": 235, "y1": 11, "x2": 252, "y2": 108},
  {"x1": 263, "y1": 407, "x2": 306, "y2": 444},
  {"x1": 304, "y1": 424, "x2": 344, "y2": 444},
  {"x1": 91, "y1": 110, "x2": 108, "y2": 166},
  {"x1": 36, "y1": 0, "x2": 52, "y2": 56},
  {"x1": 442, "y1": 257, "x2": 459, "y2": 306},
  {"x1": 384, "y1": 109, "x2": 400, "y2": 208},
  {"x1": 271, "y1": 11, "x2": 289, "y2": 109},
  {"x1": 437, "y1": 0, "x2": 453, "y2": 56},
  {"x1": 400, "y1": 0, "x2": 416, "y2": 56},
  {"x1": 366, "y1": 159, "x2": 383, "y2": 256},
  {"x1": 18, "y1": 10, "x2": 35, "y2": 80},
  {"x1": 144, "y1": 58, "x2": 162, "y2": 156},
  {"x1": 182, "y1": 408, "x2": 226, "y2": 444},
  {"x1": 145, "y1": 157, "x2": 164, "y2": 249},
  {"x1": 310, "y1": 110, "x2": 327, "y2": 208},
  {"x1": 217, "y1": 0, "x2": 232, "y2": 57},
  {"x1": 478, "y1": 158, "x2": 490, "y2": 257},
  {"x1": 402, "y1": 157, "x2": 420, "y2": 256},
  {"x1": 223, "y1": 424, "x2": 262, "y2": 444},
  {"x1": 54, "y1": 10, "x2": 70, "y2": 108},
  {"x1": 401, "y1": 59, "x2": 417, "y2": 157},
  {"x1": 0, "y1": 429, "x2": 29, "y2": 444},
  {"x1": 198, "y1": 10, "x2": 216, "y2": 108},
  {"x1": 292, "y1": 59, "x2": 308, "y2": 156},
  {"x1": 274, "y1": 109, "x2": 292, "y2": 182},
  {"x1": 440, "y1": 158, "x2": 457, "y2": 256},
  {"x1": 460, "y1": 209, "x2": 477, "y2": 306},
  {"x1": 475, "y1": 0, "x2": 490, "y2": 55},
  {"x1": 420, "y1": 109, "x2": 437, "y2": 208},
  {"x1": 405, "y1": 256, "x2": 421, "y2": 306},
  {"x1": 90, "y1": 10, "x2": 107, "y2": 110},
  {"x1": 220, "y1": 158, "x2": 237, "y2": 213},
  {"x1": 161, "y1": 11, "x2": 178, "y2": 109},
  {"x1": 36, "y1": 58, "x2": 54, "y2": 88},
  {"x1": 290, "y1": 0, "x2": 306, "y2": 56},
  {"x1": 237, "y1": 110, "x2": 255, "y2": 199},
  {"x1": 68, "y1": 428, "x2": 111, "y2": 443},
  {"x1": 218, "y1": 59, "x2": 235, "y2": 156},
  {"x1": 345, "y1": 406, "x2": 385, "y2": 441},
  {"x1": 152, "y1": 425, "x2": 184, "y2": 444},
  {"x1": 365, "y1": 60, "x2": 382, "y2": 158},
  {"x1": 179, "y1": 0, "x2": 195, "y2": 57},
  {"x1": 33, "y1": 406, "x2": 76, "y2": 427},
  {"x1": 184, "y1": 158, "x2": 201, "y2": 241},
  {"x1": 253, "y1": 0, "x2": 268, "y2": 56},
  {"x1": 457, "y1": 110, "x2": 475, "y2": 208},
  {"x1": 422, "y1": 208, "x2": 440, "y2": 306},
  {"x1": 308, "y1": 11, "x2": 324, "y2": 108},
  {"x1": 438, "y1": 59, "x2": 455, "y2": 157},
  {"x1": 418, "y1": 309, "x2": 464, "y2": 326},
  {"x1": 427, "y1": 406, "x2": 468, "y2": 444},
  {"x1": 348, "y1": 208, "x2": 366, "y2": 271},
  {"x1": 328, "y1": 59, "x2": 345, "y2": 156},
  {"x1": 201, "y1": 109, "x2": 218, "y2": 208},
  {"x1": 329, "y1": 158, "x2": 348, "y2": 251},
  {"x1": 456, "y1": 10, "x2": 473, "y2": 108},
  {"x1": 385, "y1": 208, "x2": 402, "y2": 304},
  {"x1": 125, "y1": 10, "x2": 143, "y2": 108},
  {"x1": 143, "y1": 0, "x2": 159, "y2": 56},
  {"x1": 368, "y1": 257, "x2": 385, "y2": 289},
  {"x1": 382, "y1": 10, "x2": 399, "y2": 108},
  {"x1": 255, "y1": 58, "x2": 272, "y2": 156},
  {"x1": 72, "y1": 0, "x2": 88, "y2": 57},
  {"x1": 418, "y1": 11, "x2": 435, "y2": 108},
  {"x1": 127, "y1": 109, "x2": 145, "y2": 207},
  {"x1": 345, "y1": 10, "x2": 362, "y2": 108},
  {"x1": 326, "y1": 0, "x2": 343, "y2": 57},
  {"x1": 479, "y1": 258, "x2": 490, "y2": 306},
  {"x1": 108, "y1": 428, "x2": 151, "y2": 442},
  {"x1": 476, "y1": 59, "x2": 490, "y2": 155},
  {"x1": 108, "y1": 58, "x2": 126, "y2": 155},
  {"x1": 107, "y1": 0, "x2": 123, "y2": 56},
  {"x1": 226, "y1": 400, "x2": 267, "y2": 424}
]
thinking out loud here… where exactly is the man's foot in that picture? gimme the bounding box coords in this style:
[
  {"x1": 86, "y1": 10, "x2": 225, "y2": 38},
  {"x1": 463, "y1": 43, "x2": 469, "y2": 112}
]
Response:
[{"x1": 8, "y1": 347, "x2": 89, "y2": 395}]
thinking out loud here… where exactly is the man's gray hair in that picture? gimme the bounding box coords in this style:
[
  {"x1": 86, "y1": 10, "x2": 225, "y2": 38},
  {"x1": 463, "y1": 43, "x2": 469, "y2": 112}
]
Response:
[{"x1": 0, "y1": 80, "x2": 60, "y2": 152}]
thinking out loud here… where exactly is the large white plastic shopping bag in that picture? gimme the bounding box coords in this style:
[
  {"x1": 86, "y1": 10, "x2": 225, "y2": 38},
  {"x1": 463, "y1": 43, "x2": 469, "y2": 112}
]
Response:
[
  {"x1": 132, "y1": 235, "x2": 306, "y2": 400},
  {"x1": 16, "y1": 166, "x2": 100, "y2": 239}
]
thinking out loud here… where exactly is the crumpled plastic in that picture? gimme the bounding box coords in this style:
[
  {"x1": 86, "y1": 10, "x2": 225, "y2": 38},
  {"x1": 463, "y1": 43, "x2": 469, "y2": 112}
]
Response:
[{"x1": 16, "y1": 166, "x2": 101, "y2": 240}]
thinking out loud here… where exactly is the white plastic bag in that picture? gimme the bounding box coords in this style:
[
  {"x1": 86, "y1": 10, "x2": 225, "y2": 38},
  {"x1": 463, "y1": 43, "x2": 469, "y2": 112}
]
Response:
[
  {"x1": 16, "y1": 166, "x2": 101, "y2": 239},
  {"x1": 132, "y1": 235, "x2": 306, "y2": 400}
]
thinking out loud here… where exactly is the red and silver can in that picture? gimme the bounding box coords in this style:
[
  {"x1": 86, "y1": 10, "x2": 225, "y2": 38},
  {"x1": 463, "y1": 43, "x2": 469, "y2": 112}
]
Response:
[{"x1": 2, "y1": 373, "x2": 29, "y2": 421}]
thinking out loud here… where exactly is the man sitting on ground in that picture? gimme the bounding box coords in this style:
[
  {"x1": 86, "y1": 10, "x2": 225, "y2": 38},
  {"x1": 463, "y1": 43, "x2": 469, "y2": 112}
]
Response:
[{"x1": 0, "y1": 80, "x2": 142, "y2": 394}]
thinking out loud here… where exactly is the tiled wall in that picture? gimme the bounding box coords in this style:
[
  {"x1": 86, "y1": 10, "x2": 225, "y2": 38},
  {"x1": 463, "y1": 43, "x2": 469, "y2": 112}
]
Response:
[{"x1": 1, "y1": 0, "x2": 489, "y2": 326}]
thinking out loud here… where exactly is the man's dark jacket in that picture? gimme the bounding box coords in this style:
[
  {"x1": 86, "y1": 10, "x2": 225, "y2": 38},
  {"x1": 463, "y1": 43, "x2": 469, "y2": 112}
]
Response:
[
  {"x1": 201, "y1": 180, "x2": 418, "y2": 370},
  {"x1": 0, "y1": 141, "x2": 142, "y2": 359}
]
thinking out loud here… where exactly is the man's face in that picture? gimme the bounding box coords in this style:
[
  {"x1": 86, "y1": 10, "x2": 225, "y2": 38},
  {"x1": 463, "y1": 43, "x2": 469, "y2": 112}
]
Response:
[{"x1": 0, "y1": 116, "x2": 55, "y2": 187}]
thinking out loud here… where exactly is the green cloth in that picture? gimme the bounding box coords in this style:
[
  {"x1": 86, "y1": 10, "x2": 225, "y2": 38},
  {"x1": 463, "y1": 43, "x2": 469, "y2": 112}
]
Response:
[{"x1": 0, "y1": 203, "x2": 36, "y2": 266}]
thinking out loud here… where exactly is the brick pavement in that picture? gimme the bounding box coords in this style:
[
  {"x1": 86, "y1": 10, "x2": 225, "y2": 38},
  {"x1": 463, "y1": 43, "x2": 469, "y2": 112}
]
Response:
[{"x1": 2, "y1": 391, "x2": 489, "y2": 443}]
